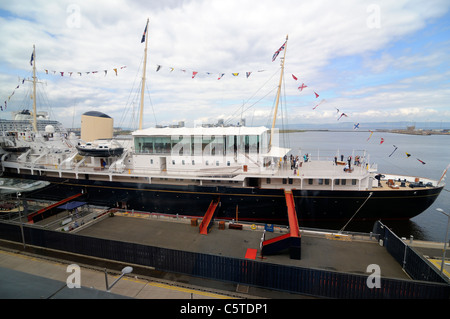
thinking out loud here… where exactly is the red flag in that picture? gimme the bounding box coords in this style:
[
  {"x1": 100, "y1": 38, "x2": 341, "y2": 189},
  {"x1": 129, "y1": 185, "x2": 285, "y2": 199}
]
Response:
[
  {"x1": 380, "y1": 138, "x2": 384, "y2": 145},
  {"x1": 417, "y1": 158, "x2": 426, "y2": 164},
  {"x1": 314, "y1": 92, "x2": 319, "y2": 98},
  {"x1": 298, "y1": 83, "x2": 307, "y2": 91},
  {"x1": 312, "y1": 99, "x2": 325, "y2": 110},
  {"x1": 292, "y1": 74, "x2": 298, "y2": 80},
  {"x1": 192, "y1": 71, "x2": 198, "y2": 79}
]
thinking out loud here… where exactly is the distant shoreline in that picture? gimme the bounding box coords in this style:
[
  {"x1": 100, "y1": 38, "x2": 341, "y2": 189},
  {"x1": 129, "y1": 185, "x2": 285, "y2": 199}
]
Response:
[{"x1": 280, "y1": 129, "x2": 450, "y2": 135}]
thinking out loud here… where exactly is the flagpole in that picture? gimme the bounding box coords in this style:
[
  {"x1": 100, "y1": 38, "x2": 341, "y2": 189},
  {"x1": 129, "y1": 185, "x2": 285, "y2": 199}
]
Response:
[
  {"x1": 139, "y1": 18, "x2": 149, "y2": 130},
  {"x1": 269, "y1": 35, "x2": 288, "y2": 150},
  {"x1": 32, "y1": 44, "x2": 37, "y2": 133}
]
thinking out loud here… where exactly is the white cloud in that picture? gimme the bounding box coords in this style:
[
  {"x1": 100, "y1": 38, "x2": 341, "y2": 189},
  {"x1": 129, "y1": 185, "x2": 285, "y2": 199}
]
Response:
[{"x1": 1, "y1": 0, "x2": 449, "y2": 129}]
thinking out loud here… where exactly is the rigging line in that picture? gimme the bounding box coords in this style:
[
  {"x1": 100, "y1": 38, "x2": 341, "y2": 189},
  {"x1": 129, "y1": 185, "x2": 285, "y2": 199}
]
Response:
[
  {"x1": 239, "y1": 86, "x2": 279, "y2": 124},
  {"x1": 278, "y1": 76, "x2": 285, "y2": 147},
  {"x1": 225, "y1": 86, "x2": 279, "y2": 126},
  {"x1": 35, "y1": 86, "x2": 48, "y2": 117},
  {"x1": 224, "y1": 68, "x2": 281, "y2": 125},
  {"x1": 339, "y1": 192, "x2": 373, "y2": 234},
  {"x1": 265, "y1": 88, "x2": 279, "y2": 128},
  {"x1": 375, "y1": 152, "x2": 425, "y2": 177},
  {"x1": 71, "y1": 98, "x2": 78, "y2": 129},
  {"x1": 280, "y1": 70, "x2": 289, "y2": 149},
  {"x1": 18, "y1": 73, "x2": 35, "y2": 111},
  {"x1": 118, "y1": 55, "x2": 145, "y2": 129},
  {"x1": 119, "y1": 70, "x2": 142, "y2": 128},
  {"x1": 145, "y1": 80, "x2": 158, "y2": 127},
  {"x1": 39, "y1": 83, "x2": 57, "y2": 121},
  {"x1": 18, "y1": 72, "x2": 33, "y2": 109}
]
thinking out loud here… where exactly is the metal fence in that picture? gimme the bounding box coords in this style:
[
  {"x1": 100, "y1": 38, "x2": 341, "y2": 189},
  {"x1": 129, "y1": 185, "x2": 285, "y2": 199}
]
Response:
[
  {"x1": 0, "y1": 221, "x2": 449, "y2": 299},
  {"x1": 372, "y1": 221, "x2": 448, "y2": 284}
]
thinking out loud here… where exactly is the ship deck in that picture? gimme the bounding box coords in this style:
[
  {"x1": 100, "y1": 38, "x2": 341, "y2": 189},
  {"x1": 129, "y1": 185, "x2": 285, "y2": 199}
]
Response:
[{"x1": 9, "y1": 156, "x2": 438, "y2": 193}]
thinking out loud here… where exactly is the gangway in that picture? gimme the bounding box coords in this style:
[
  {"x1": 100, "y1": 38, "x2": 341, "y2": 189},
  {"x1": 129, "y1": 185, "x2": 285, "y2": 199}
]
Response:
[
  {"x1": 261, "y1": 190, "x2": 301, "y2": 259},
  {"x1": 27, "y1": 193, "x2": 83, "y2": 223},
  {"x1": 199, "y1": 197, "x2": 220, "y2": 235}
]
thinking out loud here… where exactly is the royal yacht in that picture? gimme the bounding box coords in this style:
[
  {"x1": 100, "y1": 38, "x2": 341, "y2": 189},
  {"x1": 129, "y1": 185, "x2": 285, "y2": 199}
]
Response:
[{"x1": 0, "y1": 30, "x2": 445, "y2": 226}]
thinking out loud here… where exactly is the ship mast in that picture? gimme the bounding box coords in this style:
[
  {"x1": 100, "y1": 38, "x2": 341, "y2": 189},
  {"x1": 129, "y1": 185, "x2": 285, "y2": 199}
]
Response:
[
  {"x1": 139, "y1": 18, "x2": 149, "y2": 130},
  {"x1": 32, "y1": 44, "x2": 38, "y2": 132},
  {"x1": 269, "y1": 35, "x2": 288, "y2": 150}
]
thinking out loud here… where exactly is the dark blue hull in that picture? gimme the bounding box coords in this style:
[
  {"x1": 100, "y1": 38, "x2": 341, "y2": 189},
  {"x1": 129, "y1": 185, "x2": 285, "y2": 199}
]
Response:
[{"x1": 14, "y1": 172, "x2": 443, "y2": 225}]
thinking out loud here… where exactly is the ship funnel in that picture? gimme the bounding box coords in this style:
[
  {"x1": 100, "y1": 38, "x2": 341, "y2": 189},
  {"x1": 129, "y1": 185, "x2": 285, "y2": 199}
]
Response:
[{"x1": 81, "y1": 111, "x2": 114, "y2": 141}]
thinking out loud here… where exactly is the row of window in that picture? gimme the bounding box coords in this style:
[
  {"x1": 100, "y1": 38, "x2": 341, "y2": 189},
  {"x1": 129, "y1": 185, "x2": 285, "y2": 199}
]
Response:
[
  {"x1": 163, "y1": 159, "x2": 233, "y2": 166},
  {"x1": 156, "y1": 177, "x2": 240, "y2": 184},
  {"x1": 135, "y1": 135, "x2": 265, "y2": 155},
  {"x1": 268, "y1": 178, "x2": 358, "y2": 185}
]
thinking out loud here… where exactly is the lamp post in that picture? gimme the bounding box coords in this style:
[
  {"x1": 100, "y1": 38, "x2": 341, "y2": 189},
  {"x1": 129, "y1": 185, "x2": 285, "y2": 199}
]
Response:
[
  {"x1": 17, "y1": 192, "x2": 26, "y2": 249},
  {"x1": 436, "y1": 208, "x2": 450, "y2": 275},
  {"x1": 104, "y1": 266, "x2": 133, "y2": 292}
]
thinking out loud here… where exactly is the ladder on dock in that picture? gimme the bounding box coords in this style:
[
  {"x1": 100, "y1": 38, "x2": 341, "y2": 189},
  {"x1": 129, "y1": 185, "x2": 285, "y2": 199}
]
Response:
[
  {"x1": 261, "y1": 190, "x2": 301, "y2": 259},
  {"x1": 199, "y1": 197, "x2": 220, "y2": 235}
]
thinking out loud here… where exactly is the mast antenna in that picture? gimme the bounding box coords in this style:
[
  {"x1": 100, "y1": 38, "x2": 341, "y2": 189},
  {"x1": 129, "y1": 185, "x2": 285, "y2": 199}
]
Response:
[
  {"x1": 32, "y1": 45, "x2": 37, "y2": 132},
  {"x1": 269, "y1": 35, "x2": 288, "y2": 150},
  {"x1": 139, "y1": 18, "x2": 149, "y2": 130}
]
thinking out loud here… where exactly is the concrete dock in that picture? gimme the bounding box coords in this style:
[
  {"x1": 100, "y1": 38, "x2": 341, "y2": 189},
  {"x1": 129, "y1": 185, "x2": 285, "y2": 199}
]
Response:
[
  {"x1": 76, "y1": 213, "x2": 411, "y2": 280},
  {"x1": 0, "y1": 248, "x2": 250, "y2": 299},
  {"x1": 1, "y1": 209, "x2": 448, "y2": 299}
]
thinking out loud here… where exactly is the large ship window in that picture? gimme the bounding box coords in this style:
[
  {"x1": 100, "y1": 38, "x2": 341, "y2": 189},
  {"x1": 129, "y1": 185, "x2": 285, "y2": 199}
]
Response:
[
  {"x1": 134, "y1": 136, "x2": 171, "y2": 154},
  {"x1": 246, "y1": 135, "x2": 259, "y2": 153},
  {"x1": 212, "y1": 136, "x2": 224, "y2": 156},
  {"x1": 202, "y1": 136, "x2": 213, "y2": 155},
  {"x1": 226, "y1": 135, "x2": 235, "y2": 155}
]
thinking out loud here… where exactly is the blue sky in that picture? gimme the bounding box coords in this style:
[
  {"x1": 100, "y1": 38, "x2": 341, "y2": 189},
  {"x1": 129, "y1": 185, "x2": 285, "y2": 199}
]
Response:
[{"x1": 0, "y1": 0, "x2": 449, "y2": 129}]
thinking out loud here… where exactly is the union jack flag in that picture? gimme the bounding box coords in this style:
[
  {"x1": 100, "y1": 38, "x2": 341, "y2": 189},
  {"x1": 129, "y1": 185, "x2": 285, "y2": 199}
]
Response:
[
  {"x1": 141, "y1": 21, "x2": 148, "y2": 43},
  {"x1": 272, "y1": 41, "x2": 286, "y2": 62}
]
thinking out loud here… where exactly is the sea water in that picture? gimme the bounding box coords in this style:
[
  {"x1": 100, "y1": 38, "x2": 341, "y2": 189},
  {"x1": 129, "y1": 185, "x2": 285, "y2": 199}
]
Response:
[{"x1": 284, "y1": 130, "x2": 450, "y2": 242}]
